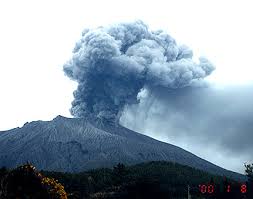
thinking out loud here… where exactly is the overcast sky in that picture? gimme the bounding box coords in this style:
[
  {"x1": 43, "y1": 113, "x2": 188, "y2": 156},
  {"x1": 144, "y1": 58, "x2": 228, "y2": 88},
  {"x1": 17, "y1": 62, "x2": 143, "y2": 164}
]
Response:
[{"x1": 0, "y1": 0, "x2": 252, "y2": 174}]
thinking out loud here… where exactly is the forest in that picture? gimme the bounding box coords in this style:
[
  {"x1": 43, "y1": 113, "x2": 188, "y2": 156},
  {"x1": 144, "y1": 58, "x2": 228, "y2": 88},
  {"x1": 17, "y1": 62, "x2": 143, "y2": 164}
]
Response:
[{"x1": 0, "y1": 161, "x2": 252, "y2": 199}]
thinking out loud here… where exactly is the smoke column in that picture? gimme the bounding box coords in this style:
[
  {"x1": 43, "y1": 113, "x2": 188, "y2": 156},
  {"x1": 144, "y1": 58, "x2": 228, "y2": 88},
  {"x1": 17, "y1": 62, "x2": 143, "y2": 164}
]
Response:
[{"x1": 64, "y1": 20, "x2": 215, "y2": 122}]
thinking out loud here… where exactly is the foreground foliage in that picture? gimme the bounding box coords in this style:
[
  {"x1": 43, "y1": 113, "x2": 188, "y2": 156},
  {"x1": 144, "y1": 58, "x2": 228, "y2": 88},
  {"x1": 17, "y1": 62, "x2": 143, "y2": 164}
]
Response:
[{"x1": 0, "y1": 163, "x2": 67, "y2": 199}]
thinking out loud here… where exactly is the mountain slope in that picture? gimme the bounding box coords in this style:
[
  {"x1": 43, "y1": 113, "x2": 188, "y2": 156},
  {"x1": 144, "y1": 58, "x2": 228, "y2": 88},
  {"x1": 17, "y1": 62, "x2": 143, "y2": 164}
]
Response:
[{"x1": 0, "y1": 115, "x2": 246, "y2": 181}]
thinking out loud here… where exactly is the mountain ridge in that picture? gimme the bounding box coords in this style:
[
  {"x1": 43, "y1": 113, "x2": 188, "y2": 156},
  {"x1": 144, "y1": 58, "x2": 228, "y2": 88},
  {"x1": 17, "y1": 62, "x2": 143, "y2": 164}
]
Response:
[{"x1": 0, "y1": 115, "x2": 246, "y2": 182}]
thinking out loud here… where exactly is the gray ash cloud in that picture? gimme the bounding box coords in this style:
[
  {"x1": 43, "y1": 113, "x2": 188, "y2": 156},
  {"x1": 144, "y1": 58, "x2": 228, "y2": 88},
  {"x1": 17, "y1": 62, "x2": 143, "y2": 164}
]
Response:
[
  {"x1": 120, "y1": 84, "x2": 253, "y2": 172},
  {"x1": 63, "y1": 20, "x2": 214, "y2": 122}
]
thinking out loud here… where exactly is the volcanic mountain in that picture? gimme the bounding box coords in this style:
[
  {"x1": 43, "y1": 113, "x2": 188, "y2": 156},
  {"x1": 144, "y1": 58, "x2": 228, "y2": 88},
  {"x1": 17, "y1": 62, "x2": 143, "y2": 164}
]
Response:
[{"x1": 0, "y1": 115, "x2": 246, "y2": 181}]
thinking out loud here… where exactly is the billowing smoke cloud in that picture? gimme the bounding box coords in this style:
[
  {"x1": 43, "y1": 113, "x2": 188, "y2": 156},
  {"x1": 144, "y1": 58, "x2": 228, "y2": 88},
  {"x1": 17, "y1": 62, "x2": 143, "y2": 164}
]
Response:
[
  {"x1": 120, "y1": 84, "x2": 253, "y2": 173},
  {"x1": 64, "y1": 20, "x2": 214, "y2": 121}
]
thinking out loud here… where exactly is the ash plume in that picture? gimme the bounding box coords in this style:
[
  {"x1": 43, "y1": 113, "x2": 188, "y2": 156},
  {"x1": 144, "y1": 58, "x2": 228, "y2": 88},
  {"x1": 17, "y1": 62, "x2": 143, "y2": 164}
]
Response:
[
  {"x1": 119, "y1": 84, "x2": 253, "y2": 173},
  {"x1": 63, "y1": 20, "x2": 215, "y2": 122}
]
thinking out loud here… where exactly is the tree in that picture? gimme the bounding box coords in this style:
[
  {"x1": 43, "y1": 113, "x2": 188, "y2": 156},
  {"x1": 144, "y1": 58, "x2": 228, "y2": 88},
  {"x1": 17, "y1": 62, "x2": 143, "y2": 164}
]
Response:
[
  {"x1": 0, "y1": 164, "x2": 50, "y2": 199},
  {"x1": 0, "y1": 163, "x2": 68, "y2": 199},
  {"x1": 0, "y1": 167, "x2": 8, "y2": 180},
  {"x1": 113, "y1": 163, "x2": 128, "y2": 184},
  {"x1": 245, "y1": 163, "x2": 253, "y2": 181},
  {"x1": 245, "y1": 163, "x2": 253, "y2": 198}
]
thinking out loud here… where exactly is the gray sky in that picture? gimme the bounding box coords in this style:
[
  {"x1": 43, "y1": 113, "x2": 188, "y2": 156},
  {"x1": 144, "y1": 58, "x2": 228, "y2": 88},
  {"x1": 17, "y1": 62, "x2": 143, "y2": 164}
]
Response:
[{"x1": 0, "y1": 0, "x2": 252, "y2": 173}]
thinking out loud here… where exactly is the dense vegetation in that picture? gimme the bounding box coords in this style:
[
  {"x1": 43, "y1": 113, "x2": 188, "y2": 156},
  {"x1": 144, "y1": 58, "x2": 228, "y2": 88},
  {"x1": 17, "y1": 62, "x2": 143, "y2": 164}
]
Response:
[
  {"x1": 0, "y1": 161, "x2": 251, "y2": 199},
  {"x1": 0, "y1": 163, "x2": 67, "y2": 199}
]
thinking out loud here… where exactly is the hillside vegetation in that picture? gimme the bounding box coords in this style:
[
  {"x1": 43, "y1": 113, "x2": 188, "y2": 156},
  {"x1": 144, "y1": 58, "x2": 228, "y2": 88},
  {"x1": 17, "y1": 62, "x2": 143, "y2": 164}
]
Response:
[
  {"x1": 0, "y1": 161, "x2": 251, "y2": 199},
  {"x1": 0, "y1": 161, "x2": 250, "y2": 199}
]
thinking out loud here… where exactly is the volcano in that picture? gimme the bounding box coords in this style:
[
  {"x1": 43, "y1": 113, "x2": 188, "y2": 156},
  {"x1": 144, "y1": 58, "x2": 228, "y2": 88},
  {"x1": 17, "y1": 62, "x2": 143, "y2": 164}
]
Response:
[{"x1": 0, "y1": 115, "x2": 245, "y2": 181}]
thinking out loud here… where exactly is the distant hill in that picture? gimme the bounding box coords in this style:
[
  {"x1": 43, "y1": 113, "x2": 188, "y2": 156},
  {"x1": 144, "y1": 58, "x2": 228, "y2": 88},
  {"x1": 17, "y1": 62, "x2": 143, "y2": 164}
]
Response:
[{"x1": 0, "y1": 115, "x2": 246, "y2": 182}]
